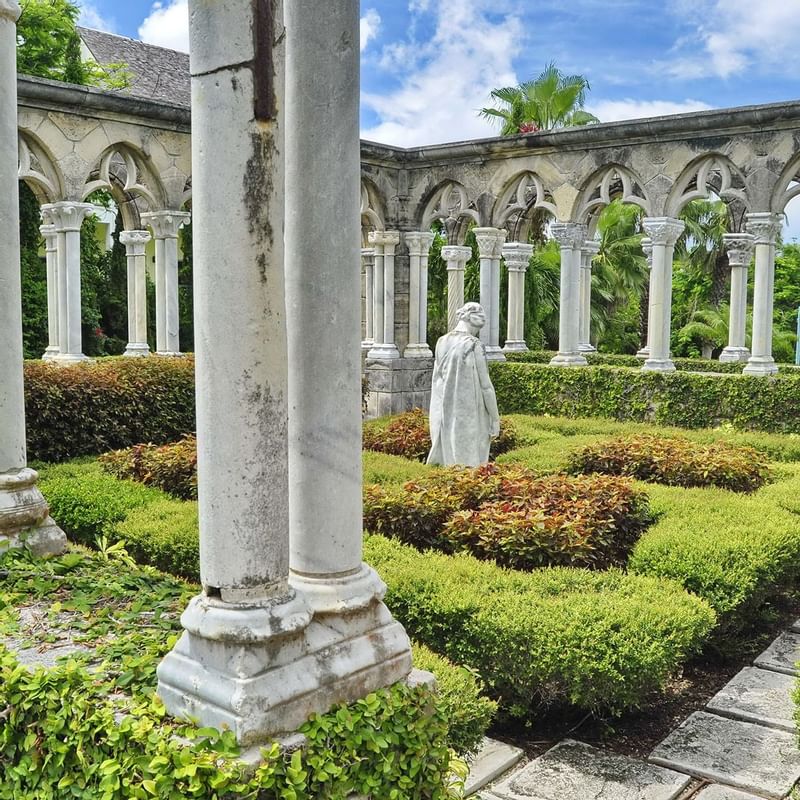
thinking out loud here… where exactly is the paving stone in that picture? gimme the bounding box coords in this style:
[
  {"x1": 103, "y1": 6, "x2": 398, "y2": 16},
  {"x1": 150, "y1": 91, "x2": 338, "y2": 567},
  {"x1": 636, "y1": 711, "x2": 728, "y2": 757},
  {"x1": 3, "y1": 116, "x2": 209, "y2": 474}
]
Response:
[
  {"x1": 753, "y1": 631, "x2": 800, "y2": 676},
  {"x1": 465, "y1": 737, "x2": 524, "y2": 796},
  {"x1": 705, "y1": 666, "x2": 796, "y2": 733},
  {"x1": 649, "y1": 711, "x2": 800, "y2": 799},
  {"x1": 491, "y1": 739, "x2": 691, "y2": 800},
  {"x1": 693, "y1": 786, "x2": 764, "y2": 800}
]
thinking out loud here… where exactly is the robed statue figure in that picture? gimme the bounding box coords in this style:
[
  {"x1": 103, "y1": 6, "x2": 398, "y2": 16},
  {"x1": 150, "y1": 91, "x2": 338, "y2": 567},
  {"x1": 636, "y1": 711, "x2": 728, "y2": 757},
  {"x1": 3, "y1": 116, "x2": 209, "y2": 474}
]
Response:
[{"x1": 427, "y1": 302, "x2": 500, "y2": 467}]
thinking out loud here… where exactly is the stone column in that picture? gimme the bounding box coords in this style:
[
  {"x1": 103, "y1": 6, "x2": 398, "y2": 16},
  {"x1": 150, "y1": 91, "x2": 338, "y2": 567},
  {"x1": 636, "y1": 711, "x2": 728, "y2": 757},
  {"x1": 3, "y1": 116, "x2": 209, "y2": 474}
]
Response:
[
  {"x1": 719, "y1": 233, "x2": 755, "y2": 363},
  {"x1": 119, "y1": 230, "x2": 152, "y2": 357},
  {"x1": 141, "y1": 210, "x2": 190, "y2": 356},
  {"x1": 641, "y1": 217, "x2": 684, "y2": 373},
  {"x1": 367, "y1": 230, "x2": 400, "y2": 359},
  {"x1": 0, "y1": 0, "x2": 66, "y2": 557},
  {"x1": 442, "y1": 244, "x2": 471, "y2": 330},
  {"x1": 549, "y1": 222, "x2": 587, "y2": 366},
  {"x1": 744, "y1": 212, "x2": 783, "y2": 376},
  {"x1": 404, "y1": 231, "x2": 434, "y2": 357},
  {"x1": 41, "y1": 201, "x2": 94, "y2": 364},
  {"x1": 578, "y1": 240, "x2": 599, "y2": 353},
  {"x1": 361, "y1": 247, "x2": 374, "y2": 352},
  {"x1": 474, "y1": 226, "x2": 507, "y2": 361},
  {"x1": 40, "y1": 223, "x2": 59, "y2": 360},
  {"x1": 636, "y1": 237, "x2": 653, "y2": 359},
  {"x1": 502, "y1": 241, "x2": 533, "y2": 352}
]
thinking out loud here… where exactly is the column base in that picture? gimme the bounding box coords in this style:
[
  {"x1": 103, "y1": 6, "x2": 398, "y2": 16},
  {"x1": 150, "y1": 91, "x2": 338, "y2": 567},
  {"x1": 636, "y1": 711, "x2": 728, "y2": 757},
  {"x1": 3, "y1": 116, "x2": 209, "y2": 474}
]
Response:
[
  {"x1": 124, "y1": 343, "x2": 151, "y2": 358},
  {"x1": 635, "y1": 347, "x2": 649, "y2": 359},
  {"x1": 743, "y1": 356, "x2": 778, "y2": 376},
  {"x1": 367, "y1": 344, "x2": 401, "y2": 360},
  {"x1": 155, "y1": 351, "x2": 184, "y2": 358},
  {"x1": 719, "y1": 346, "x2": 751, "y2": 363},
  {"x1": 485, "y1": 346, "x2": 506, "y2": 362},
  {"x1": 578, "y1": 343, "x2": 596, "y2": 353},
  {"x1": 503, "y1": 340, "x2": 529, "y2": 353},
  {"x1": 52, "y1": 352, "x2": 91, "y2": 365},
  {"x1": 641, "y1": 357, "x2": 676, "y2": 373},
  {"x1": 549, "y1": 352, "x2": 588, "y2": 367},
  {"x1": 404, "y1": 343, "x2": 433, "y2": 359},
  {"x1": 361, "y1": 340, "x2": 374, "y2": 353},
  {"x1": 0, "y1": 468, "x2": 67, "y2": 558},
  {"x1": 157, "y1": 586, "x2": 412, "y2": 746},
  {"x1": 41, "y1": 346, "x2": 60, "y2": 361}
]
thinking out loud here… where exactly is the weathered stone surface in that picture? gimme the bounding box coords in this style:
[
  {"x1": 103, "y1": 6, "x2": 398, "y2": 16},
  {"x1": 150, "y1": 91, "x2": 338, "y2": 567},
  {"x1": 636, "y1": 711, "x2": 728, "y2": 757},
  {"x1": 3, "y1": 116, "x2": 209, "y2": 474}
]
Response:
[
  {"x1": 649, "y1": 711, "x2": 800, "y2": 799},
  {"x1": 492, "y1": 739, "x2": 691, "y2": 800},
  {"x1": 706, "y1": 666, "x2": 795, "y2": 732},
  {"x1": 693, "y1": 786, "x2": 764, "y2": 800},
  {"x1": 753, "y1": 631, "x2": 800, "y2": 676},
  {"x1": 465, "y1": 737, "x2": 524, "y2": 796}
]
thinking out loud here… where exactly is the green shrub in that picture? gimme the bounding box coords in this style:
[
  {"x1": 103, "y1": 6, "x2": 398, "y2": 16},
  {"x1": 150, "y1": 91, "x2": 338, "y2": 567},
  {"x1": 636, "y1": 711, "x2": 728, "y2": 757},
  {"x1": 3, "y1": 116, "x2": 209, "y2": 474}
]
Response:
[
  {"x1": 363, "y1": 409, "x2": 517, "y2": 462},
  {"x1": 364, "y1": 534, "x2": 716, "y2": 718},
  {"x1": 568, "y1": 434, "x2": 770, "y2": 492},
  {"x1": 99, "y1": 435, "x2": 199, "y2": 500},
  {"x1": 363, "y1": 450, "x2": 432, "y2": 485},
  {"x1": 25, "y1": 356, "x2": 196, "y2": 462},
  {"x1": 490, "y1": 362, "x2": 800, "y2": 433},
  {"x1": 411, "y1": 642, "x2": 497, "y2": 756}
]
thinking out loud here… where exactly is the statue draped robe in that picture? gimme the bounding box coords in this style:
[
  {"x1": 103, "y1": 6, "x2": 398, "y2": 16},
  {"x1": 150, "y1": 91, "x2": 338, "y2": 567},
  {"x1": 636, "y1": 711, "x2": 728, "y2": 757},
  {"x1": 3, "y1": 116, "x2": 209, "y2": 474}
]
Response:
[{"x1": 427, "y1": 330, "x2": 498, "y2": 467}]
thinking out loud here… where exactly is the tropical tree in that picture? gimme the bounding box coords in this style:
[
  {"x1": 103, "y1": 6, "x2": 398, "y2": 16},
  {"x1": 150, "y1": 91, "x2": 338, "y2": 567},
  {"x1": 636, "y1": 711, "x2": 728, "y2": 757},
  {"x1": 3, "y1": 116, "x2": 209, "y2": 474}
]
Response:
[{"x1": 480, "y1": 62, "x2": 600, "y2": 135}]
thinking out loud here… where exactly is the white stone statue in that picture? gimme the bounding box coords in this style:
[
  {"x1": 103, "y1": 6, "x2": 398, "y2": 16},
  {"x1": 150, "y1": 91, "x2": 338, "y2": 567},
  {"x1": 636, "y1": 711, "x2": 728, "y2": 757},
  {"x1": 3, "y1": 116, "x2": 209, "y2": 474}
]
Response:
[{"x1": 427, "y1": 302, "x2": 501, "y2": 467}]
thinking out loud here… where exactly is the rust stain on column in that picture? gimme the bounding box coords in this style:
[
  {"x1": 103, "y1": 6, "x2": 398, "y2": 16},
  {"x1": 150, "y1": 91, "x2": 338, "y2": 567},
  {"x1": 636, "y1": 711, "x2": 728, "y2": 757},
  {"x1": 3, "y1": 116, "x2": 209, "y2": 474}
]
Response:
[{"x1": 253, "y1": 0, "x2": 275, "y2": 121}]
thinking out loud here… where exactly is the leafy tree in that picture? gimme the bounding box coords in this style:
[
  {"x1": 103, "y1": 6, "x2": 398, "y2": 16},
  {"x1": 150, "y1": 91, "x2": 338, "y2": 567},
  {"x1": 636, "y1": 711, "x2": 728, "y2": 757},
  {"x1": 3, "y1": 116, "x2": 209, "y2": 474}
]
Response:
[
  {"x1": 480, "y1": 63, "x2": 600, "y2": 135},
  {"x1": 19, "y1": 182, "x2": 48, "y2": 359}
]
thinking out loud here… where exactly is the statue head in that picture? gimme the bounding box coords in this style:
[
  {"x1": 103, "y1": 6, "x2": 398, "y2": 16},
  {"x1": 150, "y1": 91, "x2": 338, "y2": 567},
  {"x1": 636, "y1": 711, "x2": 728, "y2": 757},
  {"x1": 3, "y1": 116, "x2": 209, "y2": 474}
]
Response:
[{"x1": 455, "y1": 302, "x2": 486, "y2": 334}]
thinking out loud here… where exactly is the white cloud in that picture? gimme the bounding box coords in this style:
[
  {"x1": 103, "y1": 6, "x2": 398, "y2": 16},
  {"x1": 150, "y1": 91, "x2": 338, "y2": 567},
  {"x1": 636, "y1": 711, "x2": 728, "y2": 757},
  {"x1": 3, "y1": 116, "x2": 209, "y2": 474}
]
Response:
[
  {"x1": 360, "y1": 9, "x2": 381, "y2": 53},
  {"x1": 76, "y1": 1, "x2": 115, "y2": 32},
  {"x1": 138, "y1": 0, "x2": 189, "y2": 54},
  {"x1": 664, "y1": 0, "x2": 800, "y2": 79},
  {"x1": 361, "y1": 0, "x2": 522, "y2": 147},
  {"x1": 588, "y1": 98, "x2": 714, "y2": 123}
]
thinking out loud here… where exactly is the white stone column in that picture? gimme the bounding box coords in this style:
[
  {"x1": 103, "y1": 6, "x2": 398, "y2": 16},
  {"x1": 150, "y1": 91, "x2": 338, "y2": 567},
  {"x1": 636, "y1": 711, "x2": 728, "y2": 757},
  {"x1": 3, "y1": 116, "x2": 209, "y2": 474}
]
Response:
[
  {"x1": 442, "y1": 244, "x2": 471, "y2": 330},
  {"x1": 474, "y1": 227, "x2": 507, "y2": 361},
  {"x1": 578, "y1": 240, "x2": 599, "y2": 352},
  {"x1": 744, "y1": 213, "x2": 782, "y2": 376},
  {"x1": 367, "y1": 229, "x2": 400, "y2": 359},
  {"x1": 502, "y1": 241, "x2": 533, "y2": 352},
  {"x1": 636, "y1": 237, "x2": 653, "y2": 359},
  {"x1": 40, "y1": 223, "x2": 59, "y2": 360},
  {"x1": 142, "y1": 210, "x2": 190, "y2": 356},
  {"x1": 41, "y1": 201, "x2": 94, "y2": 364},
  {"x1": 361, "y1": 247, "x2": 374, "y2": 352},
  {"x1": 0, "y1": 0, "x2": 66, "y2": 557},
  {"x1": 119, "y1": 230, "x2": 152, "y2": 357},
  {"x1": 641, "y1": 217, "x2": 684, "y2": 373},
  {"x1": 404, "y1": 231, "x2": 434, "y2": 357},
  {"x1": 719, "y1": 233, "x2": 755, "y2": 363},
  {"x1": 549, "y1": 222, "x2": 587, "y2": 366}
]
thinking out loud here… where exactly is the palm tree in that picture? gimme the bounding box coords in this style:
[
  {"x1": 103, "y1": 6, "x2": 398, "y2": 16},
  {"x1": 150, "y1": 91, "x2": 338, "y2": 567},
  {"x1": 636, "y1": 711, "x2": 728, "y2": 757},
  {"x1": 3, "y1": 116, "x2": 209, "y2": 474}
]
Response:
[{"x1": 480, "y1": 63, "x2": 600, "y2": 135}]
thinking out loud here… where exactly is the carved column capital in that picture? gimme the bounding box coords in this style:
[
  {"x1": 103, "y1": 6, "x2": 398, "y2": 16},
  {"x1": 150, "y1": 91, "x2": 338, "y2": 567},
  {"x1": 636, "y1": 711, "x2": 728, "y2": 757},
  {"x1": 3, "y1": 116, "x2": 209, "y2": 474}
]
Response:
[
  {"x1": 641, "y1": 237, "x2": 653, "y2": 265},
  {"x1": 581, "y1": 240, "x2": 600, "y2": 269},
  {"x1": 368, "y1": 229, "x2": 401, "y2": 250},
  {"x1": 550, "y1": 222, "x2": 587, "y2": 250},
  {"x1": 473, "y1": 227, "x2": 506, "y2": 258},
  {"x1": 641, "y1": 217, "x2": 685, "y2": 247},
  {"x1": 142, "y1": 210, "x2": 191, "y2": 240},
  {"x1": 120, "y1": 229, "x2": 152, "y2": 256},
  {"x1": 722, "y1": 233, "x2": 755, "y2": 267},
  {"x1": 0, "y1": 1, "x2": 20, "y2": 22},
  {"x1": 38, "y1": 223, "x2": 57, "y2": 249},
  {"x1": 502, "y1": 242, "x2": 534, "y2": 272},
  {"x1": 40, "y1": 201, "x2": 95, "y2": 232},
  {"x1": 441, "y1": 245, "x2": 472, "y2": 268},
  {"x1": 404, "y1": 231, "x2": 435, "y2": 256},
  {"x1": 745, "y1": 212, "x2": 782, "y2": 246}
]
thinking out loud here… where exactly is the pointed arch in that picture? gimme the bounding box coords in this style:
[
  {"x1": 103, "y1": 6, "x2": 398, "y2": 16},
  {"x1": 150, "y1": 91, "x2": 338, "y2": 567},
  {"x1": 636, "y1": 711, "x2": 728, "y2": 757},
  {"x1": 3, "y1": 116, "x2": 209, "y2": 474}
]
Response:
[
  {"x1": 419, "y1": 180, "x2": 479, "y2": 244},
  {"x1": 491, "y1": 170, "x2": 556, "y2": 241},
  {"x1": 18, "y1": 129, "x2": 63, "y2": 204},
  {"x1": 573, "y1": 163, "x2": 651, "y2": 224},
  {"x1": 771, "y1": 152, "x2": 800, "y2": 215},
  {"x1": 665, "y1": 153, "x2": 747, "y2": 218}
]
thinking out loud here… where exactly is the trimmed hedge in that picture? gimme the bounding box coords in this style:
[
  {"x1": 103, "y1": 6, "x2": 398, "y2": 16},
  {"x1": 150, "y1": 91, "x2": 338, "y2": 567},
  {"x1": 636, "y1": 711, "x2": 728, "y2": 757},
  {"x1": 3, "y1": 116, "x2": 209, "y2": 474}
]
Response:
[
  {"x1": 568, "y1": 434, "x2": 770, "y2": 492},
  {"x1": 490, "y1": 362, "x2": 800, "y2": 433},
  {"x1": 25, "y1": 357, "x2": 195, "y2": 462}
]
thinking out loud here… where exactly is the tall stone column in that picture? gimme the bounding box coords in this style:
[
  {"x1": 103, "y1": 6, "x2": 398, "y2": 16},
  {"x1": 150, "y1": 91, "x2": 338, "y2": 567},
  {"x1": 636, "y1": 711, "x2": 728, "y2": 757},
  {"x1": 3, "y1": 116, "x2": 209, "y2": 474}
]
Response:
[
  {"x1": 641, "y1": 217, "x2": 684, "y2": 373},
  {"x1": 40, "y1": 223, "x2": 59, "y2": 360},
  {"x1": 502, "y1": 241, "x2": 533, "y2": 352},
  {"x1": 361, "y1": 247, "x2": 374, "y2": 352},
  {"x1": 120, "y1": 230, "x2": 152, "y2": 357},
  {"x1": 474, "y1": 226, "x2": 506, "y2": 361},
  {"x1": 719, "y1": 233, "x2": 755, "y2": 363},
  {"x1": 0, "y1": 0, "x2": 66, "y2": 557},
  {"x1": 41, "y1": 201, "x2": 94, "y2": 364},
  {"x1": 442, "y1": 244, "x2": 471, "y2": 330},
  {"x1": 636, "y1": 237, "x2": 653, "y2": 358},
  {"x1": 549, "y1": 222, "x2": 587, "y2": 366},
  {"x1": 367, "y1": 230, "x2": 400, "y2": 359},
  {"x1": 404, "y1": 231, "x2": 434, "y2": 357},
  {"x1": 142, "y1": 210, "x2": 190, "y2": 356},
  {"x1": 578, "y1": 240, "x2": 599, "y2": 352},
  {"x1": 744, "y1": 212, "x2": 782, "y2": 376}
]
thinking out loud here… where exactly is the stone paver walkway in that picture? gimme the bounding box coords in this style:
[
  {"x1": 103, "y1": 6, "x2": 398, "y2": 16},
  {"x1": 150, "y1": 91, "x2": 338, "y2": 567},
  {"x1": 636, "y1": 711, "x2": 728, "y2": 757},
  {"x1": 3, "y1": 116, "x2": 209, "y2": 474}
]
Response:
[{"x1": 474, "y1": 620, "x2": 800, "y2": 799}]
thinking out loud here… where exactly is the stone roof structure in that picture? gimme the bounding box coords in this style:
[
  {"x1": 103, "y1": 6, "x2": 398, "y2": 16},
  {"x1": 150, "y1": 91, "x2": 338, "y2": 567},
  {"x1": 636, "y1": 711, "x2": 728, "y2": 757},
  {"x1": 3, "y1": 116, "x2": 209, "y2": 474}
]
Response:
[{"x1": 77, "y1": 27, "x2": 190, "y2": 108}]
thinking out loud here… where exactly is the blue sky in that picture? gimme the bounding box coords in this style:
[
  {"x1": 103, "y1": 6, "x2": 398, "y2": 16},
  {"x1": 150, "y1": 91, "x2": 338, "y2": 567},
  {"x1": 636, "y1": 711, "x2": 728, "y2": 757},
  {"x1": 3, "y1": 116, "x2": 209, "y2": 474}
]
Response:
[{"x1": 76, "y1": 0, "x2": 800, "y2": 233}]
